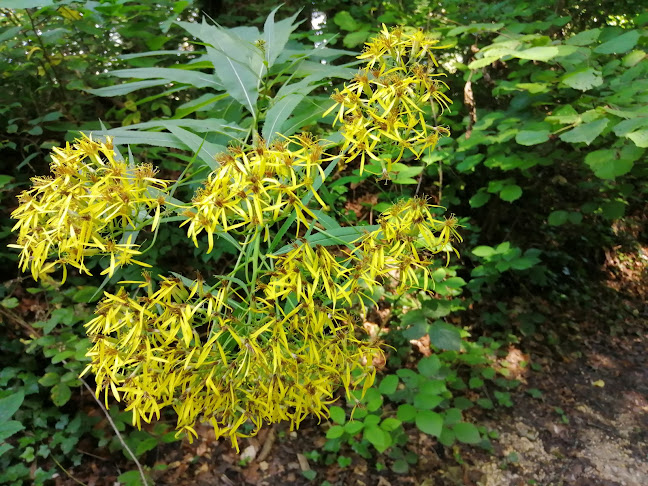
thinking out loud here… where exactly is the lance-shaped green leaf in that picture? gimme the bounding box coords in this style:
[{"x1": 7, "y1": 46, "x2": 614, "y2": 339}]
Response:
[
  {"x1": 273, "y1": 225, "x2": 380, "y2": 255},
  {"x1": 88, "y1": 79, "x2": 169, "y2": 97},
  {"x1": 263, "y1": 6, "x2": 302, "y2": 69},
  {"x1": 108, "y1": 67, "x2": 221, "y2": 89}
]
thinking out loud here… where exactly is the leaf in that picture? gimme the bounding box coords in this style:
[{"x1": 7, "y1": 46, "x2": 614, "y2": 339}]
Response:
[
  {"x1": 344, "y1": 31, "x2": 371, "y2": 49},
  {"x1": 415, "y1": 411, "x2": 443, "y2": 437},
  {"x1": 1, "y1": 0, "x2": 53, "y2": 7},
  {"x1": 87, "y1": 80, "x2": 168, "y2": 97},
  {"x1": 566, "y1": 29, "x2": 601, "y2": 46},
  {"x1": 453, "y1": 422, "x2": 481, "y2": 444},
  {"x1": 429, "y1": 322, "x2": 462, "y2": 351},
  {"x1": 108, "y1": 67, "x2": 220, "y2": 89},
  {"x1": 561, "y1": 68, "x2": 603, "y2": 91},
  {"x1": 363, "y1": 425, "x2": 391, "y2": 453},
  {"x1": 601, "y1": 201, "x2": 625, "y2": 220},
  {"x1": 262, "y1": 93, "x2": 304, "y2": 141},
  {"x1": 468, "y1": 56, "x2": 500, "y2": 69},
  {"x1": 472, "y1": 246, "x2": 495, "y2": 258},
  {"x1": 594, "y1": 30, "x2": 641, "y2": 54},
  {"x1": 500, "y1": 185, "x2": 523, "y2": 202},
  {"x1": 273, "y1": 225, "x2": 380, "y2": 255},
  {"x1": 513, "y1": 46, "x2": 560, "y2": 62},
  {"x1": 626, "y1": 130, "x2": 648, "y2": 148},
  {"x1": 51, "y1": 383, "x2": 72, "y2": 407},
  {"x1": 585, "y1": 149, "x2": 633, "y2": 179},
  {"x1": 0, "y1": 391, "x2": 24, "y2": 422},
  {"x1": 516, "y1": 130, "x2": 550, "y2": 146},
  {"x1": 0, "y1": 421, "x2": 24, "y2": 442},
  {"x1": 329, "y1": 406, "x2": 346, "y2": 425},
  {"x1": 263, "y1": 7, "x2": 302, "y2": 69},
  {"x1": 548, "y1": 210, "x2": 569, "y2": 226},
  {"x1": 469, "y1": 191, "x2": 490, "y2": 208},
  {"x1": 418, "y1": 355, "x2": 441, "y2": 378},
  {"x1": 397, "y1": 404, "x2": 417, "y2": 422},
  {"x1": 380, "y1": 418, "x2": 402, "y2": 432},
  {"x1": 38, "y1": 372, "x2": 60, "y2": 387},
  {"x1": 559, "y1": 118, "x2": 609, "y2": 145},
  {"x1": 326, "y1": 425, "x2": 345, "y2": 439},
  {"x1": 333, "y1": 11, "x2": 358, "y2": 31},
  {"x1": 378, "y1": 375, "x2": 399, "y2": 395}
]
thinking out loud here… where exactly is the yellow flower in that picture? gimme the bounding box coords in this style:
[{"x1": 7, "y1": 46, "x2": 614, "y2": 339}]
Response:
[{"x1": 10, "y1": 134, "x2": 169, "y2": 281}]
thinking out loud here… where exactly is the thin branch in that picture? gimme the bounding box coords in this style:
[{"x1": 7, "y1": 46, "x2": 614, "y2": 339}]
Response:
[
  {"x1": 50, "y1": 455, "x2": 88, "y2": 486},
  {"x1": 79, "y1": 376, "x2": 149, "y2": 486}
]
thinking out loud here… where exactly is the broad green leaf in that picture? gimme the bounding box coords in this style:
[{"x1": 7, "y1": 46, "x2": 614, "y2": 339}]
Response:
[
  {"x1": 326, "y1": 425, "x2": 344, "y2": 439},
  {"x1": 515, "y1": 130, "x2": 550, "y2": 146},
  {"x1": 0, "y1": 26, "x2": 21, "y2": 43},
  {"x1": 500, "y1": 185, "x2": 523, "y2": 202},
  {"x1": 613, "y1": 118, "x2": 648, "y2": 136},
  {"x1": 566, "y1": 29, "x2": 600, "y2": 46},
  {"x1": 329, "y1": 406, "x2": 346, "y2": 425},
  {"x1": 344, "y1": 31, "x2": 371, "y2": 49},
  {"x1": 378, "y1": 375, "x2": 399, "y2": 395},
  {"x1": 585, "y1": 149, "x2": 633, "y2": 179},
  {"x1": 189, "y1": 19, "x2": 262, "y2": 117},
  {"x1": 513, "y1": 46, "x2": 559, "y2": 62},
  {"x1": 561, "y1": 68, "x2": 603, "y2": 91},
  {"x1": 601, "y1": 201, "x2": 625, "y2": 220},
  {"x1": 453, "y1": 422, "x2": 481, "y2": 444},
  {"x1": 1, "y1": 0, "x2": 53, "y2": 7},
  {"x1": 263, "y1": 7, "x2": 302, "y2": 69},
  {"x1": 418, "y1": 355, "x2": 441, "y2": 378},
  {"x1": 413, "y1": 393, "x2": 443, "y2": 410},
  {"x1": 472, "y1": 246, "x2": 495, "y2": 258},
  {"x1": 559, "y1": 118, "x2": 609, "y2": 145},
  {"x1": 594, "y1": 30, "x2": 641, "y2": 54},
  {"x1": 0, "y1": 421, "x2": 24, "y2": 442},
  {"x1": 626, "y1": 130, "x2": 648, "y2": 148},
  {"x1": 0, "y1": 391, "x2": 24, "y2": 422},
  {"x1": 448, "y1": 23, "x2": 504, "y2": 36},
  {"x1": 380, "y1": 418, "x2": 402, "y2": 432},
  {"x1": 363, "y1": 425, "x2": 391, "y2": 453},
  {"x1": 175, "y1": 93, "x2": 228, "y2": 118},
  {"x1": 545, "y1": 104, "x2": 580, "y2": 124},
  {"x1": 88, "y1": 79, "x2": 168, "y2": 97},
  {"x1": 429, "y1": 322, "x2": 462, "y2": 351},
  {"x1": 345, "y1": 420, "x2": 364, "y2": 434},
  {"x1": 468, "y1": 56, "x2": 500, "y2": 69},
  {"x1": 333, "y1": 11, "x2": 358, "y2": 31},
  {"x1": 548, "y1": 210, "x2": 569, "y2": 226},
  {"x1": 51, "y1": 383, "x2": 72, "y2": 407},
  {"x1": 397, "y1": 404, "x2": 417, "y2": 422},
  {"x1": 415, "y1": 411, "x2": 443, "y2": 437},
  {"x1": 622, "y1": 50, "x2": 646, "y2": 67},
  {"x1": 38, "y1": 372, "x2": 60, "y2": 387},
  {"x1": 108, "y1": 67, "x2": 220, "y2": 89},
  {"x1": 469, "y1": 191, "x2": 490, "y2": 208}
]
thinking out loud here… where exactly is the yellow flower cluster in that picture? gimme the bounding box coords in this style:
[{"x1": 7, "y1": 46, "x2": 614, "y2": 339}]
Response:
[
  {"x1": 10, "y1": 135, "x2": 168, "y2": 282},
  {"x1": 324, "y1": 25, "x2": 452, "y2": 176},
  {"x1": 266, "y1": 198, "x2": 461, "y2": 312},
  {"x1": 83, "y1": 273, "x2": 380, "y2": 450},
  {"x1": 181, "y1": 134, "x2": 330, "y2": 251}
]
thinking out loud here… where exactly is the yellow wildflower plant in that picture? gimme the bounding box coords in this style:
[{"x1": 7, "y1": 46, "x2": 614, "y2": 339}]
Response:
[
  {"x1": 83, "y1": 274, "x2": 381, "y2": 450},
  {"x1": 10, "y1": 135, "x2": 169, "y2": 282},
  {"x1": 324, "y1": 25, "x2": 452, "y2": 176},
  {"x1": 11, "y1": 23, "x2": 461, "y2": 453}
]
